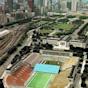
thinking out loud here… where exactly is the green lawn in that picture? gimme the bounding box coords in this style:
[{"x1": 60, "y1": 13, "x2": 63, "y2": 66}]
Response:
[
  {"x1": 53, "y1": 23, "x2": 73, "y2": 30},
  {"x1": 45, "y1": 61, "x2": 59, "y2": 65},
  {"x1": 40, "y1": 29, "x2": 53, "y2": 34},
  {"x1": 37, "y1": 21, "x2": 47, "y2": 25},
  {"x1": 26, "y1": 72, "x2": 53, "y2": 88}
]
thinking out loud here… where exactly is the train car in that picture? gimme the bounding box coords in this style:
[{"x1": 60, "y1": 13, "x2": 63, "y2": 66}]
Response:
[{"x1": 0, "y1": 30, "x2": 10, "y2": 38}]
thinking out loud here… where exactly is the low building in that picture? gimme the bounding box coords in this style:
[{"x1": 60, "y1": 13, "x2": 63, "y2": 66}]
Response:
[
  {"x1": 69, "y1": 39, "x2": 86, "y2": 48},
  {"x1": 40, "y1": 50, "x2": 73, "y2": 58},
  {"x1": 53, "y1": 41, "x2": 70, "y2": 50},
  {"x1": 43, "y1": 38, "x2": 70, "y2": 50}
]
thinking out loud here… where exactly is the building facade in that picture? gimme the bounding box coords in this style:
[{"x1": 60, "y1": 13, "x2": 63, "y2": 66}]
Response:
[
  {"x1": 71, "y1": 0, "x2": 78, "y2": 12},
  {"x1": 28, "y1": 0, "x2": 34, "y2": 12},
  {"x1": 60, "y1": 0, "x2": 68, "y2": 12},
  {"x1": 5, "y1": 0, "x2": 13, "y2": 13}
]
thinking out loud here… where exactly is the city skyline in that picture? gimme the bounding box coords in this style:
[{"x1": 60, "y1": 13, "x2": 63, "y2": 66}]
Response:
[{"x1": 0, "y1": 0, "x2": 88, "y2": 3}]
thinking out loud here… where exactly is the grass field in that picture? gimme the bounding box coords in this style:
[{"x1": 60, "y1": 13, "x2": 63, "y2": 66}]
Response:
[
  {"x1": 53, "y1": 23, "x2": 73, "y2": 30},
  {"x1": 38, "y1": 21, "x2": 47, "y2": 24},
  {"x1": 40, "y1": 29, "x2": 53, "y2": 34},
  {"x1": 45, "y1": 61, "x2": 59, "y2": 65},
  {"x1": 44, "y1": 60, "x2": 63, "y2": 67},
  {"x1": 26, "y1": 72, "x2": 53, "y2": 88}
]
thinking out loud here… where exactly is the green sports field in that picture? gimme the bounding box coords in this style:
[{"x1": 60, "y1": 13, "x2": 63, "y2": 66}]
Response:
[
  {"x1": 26, "y1": 72, "x2": 53, "y2": 88},
  {"x1": 40, "y1": 29, "x2": 53, "y2": 34}
]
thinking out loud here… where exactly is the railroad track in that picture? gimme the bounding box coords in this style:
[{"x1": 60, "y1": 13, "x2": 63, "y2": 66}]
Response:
[{"x1": 0, "y1": 24, "x2": 28, "y2": 56}]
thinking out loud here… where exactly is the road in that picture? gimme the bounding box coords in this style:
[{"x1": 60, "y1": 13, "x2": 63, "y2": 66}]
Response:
[
  {"x1": 71, "y1": 22, "x2": 88, "y2": 39},
  {"x1": 48, "y1": 30, "x2": 57, "y2": 36}
]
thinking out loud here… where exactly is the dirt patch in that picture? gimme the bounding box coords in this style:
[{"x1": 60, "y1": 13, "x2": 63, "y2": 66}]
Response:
[{"x1": 49, "y1": 57, "x2": 78, "y2": 88}]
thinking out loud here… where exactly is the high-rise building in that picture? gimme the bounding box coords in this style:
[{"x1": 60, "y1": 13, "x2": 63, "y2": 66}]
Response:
[
  {"x1": 67, "y1": 0, "x2": 72, "y2": 11},
  {"x1": 34, "y1": 0, "x2": 44, "y2": 15},
  {"x1": 18, "y1": 0, "x2": 23, "y2": 3},
  {"x1": 17, "y1": 0, "x2": 27, "y2": 10},
  {"x1": 71, "y1": 0, "x2": 78, "y2": 12},
  {"x1": 34, "y1": 0, "x2": 60, "y2": 15},
  {"x1": 47, "y1": 0, "x2": 52, "y2": 11},
  {"x1": 44, "y1": 0, "x2": 48, "y2": 7},
  {"x1": 28, "y1": 0, "x2": 34, "y2": 12},
  {"x1": 60, "y1": 0, "x2": 67, "y2": 12},
  {"x1": 34, "y1": 0, "x2": 43, "y2": 8},
  {"x1": 51, "y1": 0, "x2": 60, "y2": 12},
  {"x1": 5, "y1": 0, "x2": 13, "y2": 12}
]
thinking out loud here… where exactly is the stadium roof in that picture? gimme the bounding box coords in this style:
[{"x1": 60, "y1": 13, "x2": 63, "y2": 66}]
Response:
[
  {"x1": 24, "y1": 53, "x2": 41, "y2": 66},
  {"x1": 5, "y1": 63, "x2": 32, "y2": 86},
  {"x1": 33, "y1": 64, "x2": 60, "y2": 74}
]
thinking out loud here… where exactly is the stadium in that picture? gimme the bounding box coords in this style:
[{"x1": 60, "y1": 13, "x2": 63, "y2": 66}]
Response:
[
  {"x1": 3, "y1": 52, "x2": 79, "y2": 88},
  {"x1": 24, "y1": 51, "x2": 78, "y2": 88}
]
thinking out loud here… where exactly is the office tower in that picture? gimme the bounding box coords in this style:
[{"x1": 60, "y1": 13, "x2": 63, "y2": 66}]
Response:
[
  {"x1": 71, "y1": 0, "x2": 78, "y2": 12},
  {"x1": 18, "y1": 0, "x2": 23, "y2": 3},
  {"x1": 51, "y1": 0, "x2": 60, "y2": 12},
  {"x1": 67, "y1": 0, "x2": 72, "y2": 11},
  {"x1": 47, "y1": 0, "x2": 52, "y2": 11},
  {"x1": 44, "y1": 0, "x2": 48, "y2": 7},
  {"x1": 77, "y1": 0, "x2": 82, "y2": 11},
  {"x1": 28, "y1": 0, "x2": 34, "y2": 12},
  {"x1": 33, "y1": 0, "x2": 40, "y2": 15},
  {"x1": 60, "y1": 0, "x2": 67, "y2": 12},
  {"x1": 34, "y1": 0, "x2": 43, "y2": 8},
  {"x1": 23, "y1": 0, "x2": 30, "y2": 11},
  {"x1": 5, "y1": 0, "x2": 13, "y2": 12},
  {"x1": 34, "y1": 0, "x2": 44, "y2": 15}
]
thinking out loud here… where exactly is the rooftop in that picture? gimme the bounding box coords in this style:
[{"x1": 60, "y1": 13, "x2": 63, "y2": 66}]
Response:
[
  {"x1": 33, "y1": 64, "x2": 60, "y2": 74},
  {"x1": 24, "y1": 53, "x2": 41, "y2": 66}
]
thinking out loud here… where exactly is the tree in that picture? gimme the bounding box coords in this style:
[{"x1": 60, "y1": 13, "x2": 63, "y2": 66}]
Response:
[
  {"x1": 59, "y1": 28, "x2": 64, "y2": 32},
  {"x1": 8, "y1": 46, "x2": 17, "y2": 54},
  {"x1": 0, "y1": 79, "x2": 4, "y2": 88}
]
